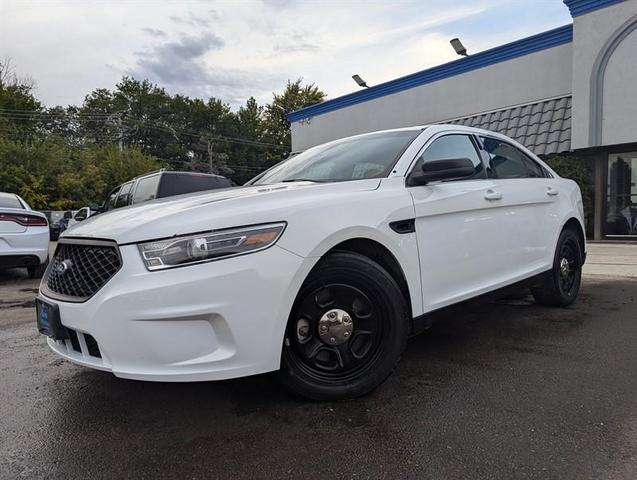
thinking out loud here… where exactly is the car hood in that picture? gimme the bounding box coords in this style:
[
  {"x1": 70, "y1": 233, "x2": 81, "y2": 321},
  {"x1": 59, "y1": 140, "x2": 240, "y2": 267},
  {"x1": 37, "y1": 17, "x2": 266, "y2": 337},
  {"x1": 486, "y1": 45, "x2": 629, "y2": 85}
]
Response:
[{"x1": 63, "y1": 179, "x2": 381, "y2": 245}]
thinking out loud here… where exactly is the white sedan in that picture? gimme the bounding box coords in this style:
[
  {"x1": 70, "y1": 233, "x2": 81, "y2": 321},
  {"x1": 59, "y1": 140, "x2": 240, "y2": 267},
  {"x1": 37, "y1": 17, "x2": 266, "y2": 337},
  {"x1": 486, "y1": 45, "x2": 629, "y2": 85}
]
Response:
[
  {"x1": 36, "y1": 125, "x2": 586, "y2": 400},
  {"x1": 0, "y1": 192, "x2": 49, "y2": 278}
]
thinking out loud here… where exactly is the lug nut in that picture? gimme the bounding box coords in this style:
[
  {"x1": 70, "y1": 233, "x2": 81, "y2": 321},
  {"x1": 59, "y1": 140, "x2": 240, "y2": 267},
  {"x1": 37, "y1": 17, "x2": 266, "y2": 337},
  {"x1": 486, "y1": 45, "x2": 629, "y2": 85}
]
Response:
[
  {"x1": 329, "y1": 337, "x2": 336, "y2": 344},
  {"x1": 344, "y1": 331, "x2": 350, "y2": 338}
]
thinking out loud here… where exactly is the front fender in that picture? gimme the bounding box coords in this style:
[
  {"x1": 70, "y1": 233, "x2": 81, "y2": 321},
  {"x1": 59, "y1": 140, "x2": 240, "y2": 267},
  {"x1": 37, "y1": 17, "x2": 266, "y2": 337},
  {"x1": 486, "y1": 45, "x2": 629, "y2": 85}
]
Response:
[{"x1": 281, "y1": 224, "x2": 423, "y2": 319}]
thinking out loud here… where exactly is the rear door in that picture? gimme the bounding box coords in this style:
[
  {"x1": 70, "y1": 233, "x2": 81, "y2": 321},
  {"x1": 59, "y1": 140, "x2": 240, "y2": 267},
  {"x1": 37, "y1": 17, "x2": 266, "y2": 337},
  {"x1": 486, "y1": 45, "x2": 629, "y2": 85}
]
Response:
[
  {"x1": 409, "y1": 133, "x2": 504, "y2": 310},
  {"x1": 477, "y1": 136, "x2": 561, "y2": 277}
]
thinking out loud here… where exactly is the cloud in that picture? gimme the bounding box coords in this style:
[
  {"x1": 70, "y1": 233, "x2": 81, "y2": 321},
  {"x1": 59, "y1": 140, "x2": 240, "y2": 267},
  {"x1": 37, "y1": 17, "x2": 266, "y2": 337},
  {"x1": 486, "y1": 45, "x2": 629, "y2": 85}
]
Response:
[
  {"x1": 273, "y1": 33, "x2": 319, "y2": 54},
  {"x1": 2, "y1": 0, "x2": 573, "y2": 108},
  {"x1": 141, "y1": 27, "x2": 167, "y2": 38},
  {"x1": 129, "y1": 32, "x2": 279, "y2": 105},
  {"x1": 131, "y1": 33, "x2": 224, "y2": 83},
  {"x1": 169, "y1": 14, "x2": 213, "y2": 28},
  {"x1": 260, "y1": 0, "x2": 295, "y2": 8}
]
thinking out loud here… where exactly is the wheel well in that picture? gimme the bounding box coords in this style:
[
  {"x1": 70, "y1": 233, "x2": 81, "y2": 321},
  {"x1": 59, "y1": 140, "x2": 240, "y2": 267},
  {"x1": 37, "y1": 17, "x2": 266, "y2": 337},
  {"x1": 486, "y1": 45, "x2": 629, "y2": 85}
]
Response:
[
  {"x1": 323, "y1": 238, "x2": 412, "y2": 318},
  {"x1": 563, "y1": 218, "x2": 586, "y2": 258}
]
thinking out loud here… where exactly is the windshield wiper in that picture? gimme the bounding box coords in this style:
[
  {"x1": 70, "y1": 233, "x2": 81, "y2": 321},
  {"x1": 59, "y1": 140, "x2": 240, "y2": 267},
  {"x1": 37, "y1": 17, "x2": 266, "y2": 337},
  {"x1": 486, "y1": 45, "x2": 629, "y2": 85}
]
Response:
[{"x1": 280, "y1": 178, "x2": 322, "y2": 183}]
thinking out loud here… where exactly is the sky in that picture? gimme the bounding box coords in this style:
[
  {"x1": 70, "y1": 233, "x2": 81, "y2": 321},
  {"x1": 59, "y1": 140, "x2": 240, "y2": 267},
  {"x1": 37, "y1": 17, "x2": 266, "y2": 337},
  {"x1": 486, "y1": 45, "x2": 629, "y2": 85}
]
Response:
[{"x1": 0, "y1": 0, "x2": 573, "y2": 109}]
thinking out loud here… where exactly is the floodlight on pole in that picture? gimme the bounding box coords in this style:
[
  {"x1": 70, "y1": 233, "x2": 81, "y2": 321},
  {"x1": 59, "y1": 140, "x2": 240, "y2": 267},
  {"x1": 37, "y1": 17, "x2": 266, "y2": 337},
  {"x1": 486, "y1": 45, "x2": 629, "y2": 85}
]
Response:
[
  {"x1": 450, "y1": 38, "x2": 468, "y2": 57},
  {"x1": 352, "y1": 74, "x2": 370, "y2": 88}
]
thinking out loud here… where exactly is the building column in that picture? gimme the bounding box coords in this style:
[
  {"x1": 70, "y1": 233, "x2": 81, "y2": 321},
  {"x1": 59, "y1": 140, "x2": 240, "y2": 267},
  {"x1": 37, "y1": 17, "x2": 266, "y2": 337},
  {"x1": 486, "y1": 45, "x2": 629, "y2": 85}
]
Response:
[{"x1": 593, "y1": 153, "x2": 606, "y2": 240}]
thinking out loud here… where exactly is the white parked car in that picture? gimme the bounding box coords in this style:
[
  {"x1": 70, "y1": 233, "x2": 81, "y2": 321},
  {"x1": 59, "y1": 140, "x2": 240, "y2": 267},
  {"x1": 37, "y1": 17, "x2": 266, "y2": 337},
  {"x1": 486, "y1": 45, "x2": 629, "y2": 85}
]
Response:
[
  {"x1": 66, "y1": 206, "x2": 93, "y2": 228},
  {"x1": 0, "y1": 192, "x2": 49, "y2": 278},
  {"x1": 36, "y1": 125, "x2": 586, "y2": 400}
]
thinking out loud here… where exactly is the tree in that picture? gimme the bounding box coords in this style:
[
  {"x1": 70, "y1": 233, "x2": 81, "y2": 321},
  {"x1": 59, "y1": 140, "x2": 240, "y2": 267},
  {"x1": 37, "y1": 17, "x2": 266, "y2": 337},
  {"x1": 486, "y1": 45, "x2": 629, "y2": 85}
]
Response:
[
  {"x1": 0, "y1": 58, "x2": 42, "y2": 142},
  {"x1": 263, "y1": 79, "x2": 326, "y2": 158},
  {"x1": 0, "y1": 62, "x2": 327, "y2": 204}
]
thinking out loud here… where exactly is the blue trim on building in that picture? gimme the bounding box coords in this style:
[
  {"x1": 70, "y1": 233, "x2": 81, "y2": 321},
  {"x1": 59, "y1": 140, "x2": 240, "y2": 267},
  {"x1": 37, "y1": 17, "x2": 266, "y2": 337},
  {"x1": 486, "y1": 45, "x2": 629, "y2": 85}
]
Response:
[
  {"x1": 287, "y1": 24, "x2": 574, "y2": 122},
  {"x1": 563, "y1": 0, "x2": 625, "y2": 17}
]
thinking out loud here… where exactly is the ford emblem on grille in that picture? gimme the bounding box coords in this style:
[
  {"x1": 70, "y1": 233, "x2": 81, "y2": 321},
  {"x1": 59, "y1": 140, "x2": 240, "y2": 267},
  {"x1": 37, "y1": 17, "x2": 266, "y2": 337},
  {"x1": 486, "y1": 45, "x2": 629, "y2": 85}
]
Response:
[{"x1": 56, "y1": 259, "x2": 73, "y2": 275}]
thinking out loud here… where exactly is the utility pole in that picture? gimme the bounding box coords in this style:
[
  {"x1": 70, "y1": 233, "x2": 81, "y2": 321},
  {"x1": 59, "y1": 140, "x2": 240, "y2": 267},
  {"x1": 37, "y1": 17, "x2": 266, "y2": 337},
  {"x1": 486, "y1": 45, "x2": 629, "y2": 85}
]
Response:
[
  {"x1": 107, "y1": 112, "x2": 125, "y2": 154},
  {"x1": 116, "y1": 113, "x2": 123, "y2": 153},
  {"x1": 207, "y1": 139, "x2": 215, "y2": 174}
]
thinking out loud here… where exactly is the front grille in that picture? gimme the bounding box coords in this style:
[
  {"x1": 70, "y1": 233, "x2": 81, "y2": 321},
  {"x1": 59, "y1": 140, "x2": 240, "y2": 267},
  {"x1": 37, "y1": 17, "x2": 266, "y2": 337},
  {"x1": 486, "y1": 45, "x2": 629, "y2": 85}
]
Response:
[
  {"x1": 44, "y1": 240, "x2": 121, "y2": 301},
  {"x1": 84, "y1": 334, "x2": 102, "y2": 358},
  {"x1": 67, "y1": 328, "x2": 81, "y2": 352},
  {"x1": 65, "y1": 328, "x2": 102, "y2": 358}
]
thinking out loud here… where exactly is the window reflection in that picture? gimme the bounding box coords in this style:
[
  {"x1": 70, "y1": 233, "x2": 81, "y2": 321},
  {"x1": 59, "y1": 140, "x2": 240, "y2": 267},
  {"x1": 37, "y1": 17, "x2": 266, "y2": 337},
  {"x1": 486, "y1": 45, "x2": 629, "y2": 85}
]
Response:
[{"x1": 605, "y1": 152, "x2": 637, "y2": 236}]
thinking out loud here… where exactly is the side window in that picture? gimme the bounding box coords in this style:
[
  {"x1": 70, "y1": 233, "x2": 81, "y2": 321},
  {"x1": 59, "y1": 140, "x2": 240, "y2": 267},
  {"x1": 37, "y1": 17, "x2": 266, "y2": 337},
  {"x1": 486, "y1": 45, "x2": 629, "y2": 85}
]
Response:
[
  {"x1": 412, "y1": 134, "x2": 485, "y2": 181},
  {"x1": 114, "y1": 182, "x2": 134, "y2": 208},
  {"x1": 74, "y1": 208, "x2": 88, "y2": 221},
  {"x1": 480, "y1": 137, "x2": 546, "y2": 179},
  {"x1": 132, "y1": 175, "x2": 160, "y2": 204}
]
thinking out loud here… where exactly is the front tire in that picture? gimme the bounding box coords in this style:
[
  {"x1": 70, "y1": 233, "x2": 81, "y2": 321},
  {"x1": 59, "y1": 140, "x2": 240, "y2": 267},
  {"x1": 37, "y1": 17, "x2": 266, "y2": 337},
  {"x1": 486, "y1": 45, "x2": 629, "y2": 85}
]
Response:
[
  {"x1": 279, "y1": 252, "x2": 409, "y2": 401},
  {"x1": 531, "y1": 228, "x2": 582, "y2": 307},
  {"x1": 28, "y1": 257, "x2": 48, "y2": 279}
]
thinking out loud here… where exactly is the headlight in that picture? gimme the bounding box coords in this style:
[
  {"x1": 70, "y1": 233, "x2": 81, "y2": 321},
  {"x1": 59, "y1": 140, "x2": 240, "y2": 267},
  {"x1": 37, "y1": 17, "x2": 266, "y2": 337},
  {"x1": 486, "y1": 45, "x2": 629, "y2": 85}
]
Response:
[{"x1": 138, "y1": 222, "x2": 286, "y2": 271}]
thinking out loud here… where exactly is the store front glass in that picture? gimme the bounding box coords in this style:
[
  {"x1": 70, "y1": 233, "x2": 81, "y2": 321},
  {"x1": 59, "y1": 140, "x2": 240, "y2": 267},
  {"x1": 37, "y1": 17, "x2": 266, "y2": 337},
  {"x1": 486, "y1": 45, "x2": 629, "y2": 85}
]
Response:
[{"x1": 605, "y1": 152, "x2": 637, "y2": 237}]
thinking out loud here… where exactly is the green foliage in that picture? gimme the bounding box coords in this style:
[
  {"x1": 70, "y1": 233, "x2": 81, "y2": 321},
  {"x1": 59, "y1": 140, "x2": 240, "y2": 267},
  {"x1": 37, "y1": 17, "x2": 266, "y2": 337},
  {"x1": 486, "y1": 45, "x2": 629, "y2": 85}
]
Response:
[
  {"x1": 0, "y1": 138, "x2": 162, "y2": 209},
  {"x1": 263, "y1": 78, "x2": 326, "y2": 157},
  {"x1": 0, "y1": 64, "x2": 326, "y2": 209},
  {"x1": 545, "y1": 153, "x2": 594, "y2": 231}
]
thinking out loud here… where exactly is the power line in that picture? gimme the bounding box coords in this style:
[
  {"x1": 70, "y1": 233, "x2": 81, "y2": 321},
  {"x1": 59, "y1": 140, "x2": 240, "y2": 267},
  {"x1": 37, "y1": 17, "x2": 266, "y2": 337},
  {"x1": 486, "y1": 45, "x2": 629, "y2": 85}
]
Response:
[{"x1": 0, "y1": 112, "x2": 286, "y2": 150}]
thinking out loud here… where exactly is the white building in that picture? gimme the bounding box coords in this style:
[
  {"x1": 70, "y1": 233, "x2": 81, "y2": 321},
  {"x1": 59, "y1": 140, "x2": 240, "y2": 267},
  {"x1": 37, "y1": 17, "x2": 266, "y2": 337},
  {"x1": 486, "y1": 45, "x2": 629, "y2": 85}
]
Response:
[{"x1": 288, "y1": 0, "x2": 637, "y2": 241}]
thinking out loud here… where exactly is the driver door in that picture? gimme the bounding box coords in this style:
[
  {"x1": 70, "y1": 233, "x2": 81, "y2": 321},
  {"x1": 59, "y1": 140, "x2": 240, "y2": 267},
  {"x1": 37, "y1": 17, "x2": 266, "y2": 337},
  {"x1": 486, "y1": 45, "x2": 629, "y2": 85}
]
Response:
[{"x1": 408, "y1": 133, "x2": 502, "y2": 311}]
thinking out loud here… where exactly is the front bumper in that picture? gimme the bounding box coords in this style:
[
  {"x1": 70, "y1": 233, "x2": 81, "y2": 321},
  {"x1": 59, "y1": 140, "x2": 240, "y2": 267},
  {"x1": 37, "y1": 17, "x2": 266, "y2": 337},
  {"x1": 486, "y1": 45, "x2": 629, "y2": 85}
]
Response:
[{"x1": 41, "y1": 243, "x2": 309, "y2": 381}]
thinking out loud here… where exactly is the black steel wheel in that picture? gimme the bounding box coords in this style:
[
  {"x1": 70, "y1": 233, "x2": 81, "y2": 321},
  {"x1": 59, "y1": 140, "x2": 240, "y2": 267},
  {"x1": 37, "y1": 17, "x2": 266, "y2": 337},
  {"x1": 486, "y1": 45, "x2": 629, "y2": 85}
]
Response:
[
  {"x1": 531, "y1": 228, "x2": 582, "y2": 307},
  {"x1": 279, "y1": 251, "x2": 408, "y2": 400}
]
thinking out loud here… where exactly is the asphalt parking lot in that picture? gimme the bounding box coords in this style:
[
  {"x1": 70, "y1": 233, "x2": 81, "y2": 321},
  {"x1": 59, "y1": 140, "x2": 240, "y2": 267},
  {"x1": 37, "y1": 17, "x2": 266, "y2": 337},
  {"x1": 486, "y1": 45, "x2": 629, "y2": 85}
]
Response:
[{"x1": 1, "y1": 243, "x2": 636, "y2": 479}]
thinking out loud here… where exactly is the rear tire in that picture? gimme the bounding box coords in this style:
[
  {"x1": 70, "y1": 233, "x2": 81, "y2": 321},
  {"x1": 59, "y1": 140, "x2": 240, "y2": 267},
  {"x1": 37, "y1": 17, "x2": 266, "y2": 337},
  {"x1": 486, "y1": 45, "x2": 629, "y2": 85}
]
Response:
[
  {"x1": 279, "y1": 251, "x2": 409, "y2": 401},
  {"x1": 28, "y1": 257, "x2": 48, "y2": 279},
  {"x1": 531, "y1": 228, "x2": 582, "y2": 307}
]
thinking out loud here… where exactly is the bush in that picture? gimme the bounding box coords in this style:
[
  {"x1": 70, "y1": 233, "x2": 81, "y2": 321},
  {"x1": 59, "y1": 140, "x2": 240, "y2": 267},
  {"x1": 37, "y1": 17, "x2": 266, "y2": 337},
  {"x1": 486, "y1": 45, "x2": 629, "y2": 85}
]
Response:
[{"x1": 544, "y1": 153, "x2": 594, "y2": 236}]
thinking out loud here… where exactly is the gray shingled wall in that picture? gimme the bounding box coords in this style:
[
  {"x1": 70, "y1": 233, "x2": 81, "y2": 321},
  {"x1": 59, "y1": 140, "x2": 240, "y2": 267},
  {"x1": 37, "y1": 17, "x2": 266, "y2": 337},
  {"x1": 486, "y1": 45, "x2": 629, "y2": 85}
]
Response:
[{"x1": 448, "y1": 96, "x2": 572, "y2": 156}]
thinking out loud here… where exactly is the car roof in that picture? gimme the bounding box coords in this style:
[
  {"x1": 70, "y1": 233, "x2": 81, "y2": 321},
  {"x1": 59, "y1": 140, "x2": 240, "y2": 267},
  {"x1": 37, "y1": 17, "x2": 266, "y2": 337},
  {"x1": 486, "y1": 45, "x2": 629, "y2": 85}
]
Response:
[
  {"x1": 315, "y1": 124, "x2": 512, "y2": 145},
  {"x1": 131, "y1": 169, "x2": 227, "y2": 181}
]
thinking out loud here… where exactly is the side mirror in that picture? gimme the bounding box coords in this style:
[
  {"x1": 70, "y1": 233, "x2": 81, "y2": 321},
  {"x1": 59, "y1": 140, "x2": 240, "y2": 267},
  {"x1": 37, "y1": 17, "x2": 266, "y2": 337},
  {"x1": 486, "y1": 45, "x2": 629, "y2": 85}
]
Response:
[{"x1": 408, "y1": 157, "x2": 476, "y2": 186}]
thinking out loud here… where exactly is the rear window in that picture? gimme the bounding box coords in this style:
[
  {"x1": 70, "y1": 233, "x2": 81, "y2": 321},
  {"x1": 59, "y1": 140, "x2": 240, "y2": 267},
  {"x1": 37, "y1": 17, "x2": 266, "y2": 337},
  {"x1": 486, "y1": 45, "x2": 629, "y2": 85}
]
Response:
[
  {"x1": 0, "y1": 193, "x2": 23, "y2": 209},
  {"x1": 132, "y1": 174, "x2": 160, "y2": 204},
  {"x1": 157, "y1": 173, "x2": 231, "y2": 198}
]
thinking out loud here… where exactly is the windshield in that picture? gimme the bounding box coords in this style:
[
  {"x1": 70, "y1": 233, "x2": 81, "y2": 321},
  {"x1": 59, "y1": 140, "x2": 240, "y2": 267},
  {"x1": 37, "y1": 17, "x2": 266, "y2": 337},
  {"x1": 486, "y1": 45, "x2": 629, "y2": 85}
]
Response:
[{"x1": 252, "y1": 130, "x2": 420, "y2": 185}]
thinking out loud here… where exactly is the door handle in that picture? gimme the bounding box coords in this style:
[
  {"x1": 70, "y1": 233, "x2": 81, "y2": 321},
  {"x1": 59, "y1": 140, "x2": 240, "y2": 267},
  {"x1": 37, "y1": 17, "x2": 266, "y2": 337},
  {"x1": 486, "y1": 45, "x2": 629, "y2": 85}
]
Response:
[
  {"x1": 546, "y1": 186, "x2": 559, "y2": 196},
  {"x1": 484, "y1": 189, "x2": 502, "y2": 201}
]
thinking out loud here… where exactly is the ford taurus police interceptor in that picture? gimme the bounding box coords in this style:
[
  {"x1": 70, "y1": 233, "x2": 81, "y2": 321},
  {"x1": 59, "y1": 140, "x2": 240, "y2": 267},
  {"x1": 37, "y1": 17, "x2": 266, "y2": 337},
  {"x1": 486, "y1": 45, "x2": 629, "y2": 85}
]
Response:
[{"x1": 36, "y1": 125, "x2": 586, "y2": 400}]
